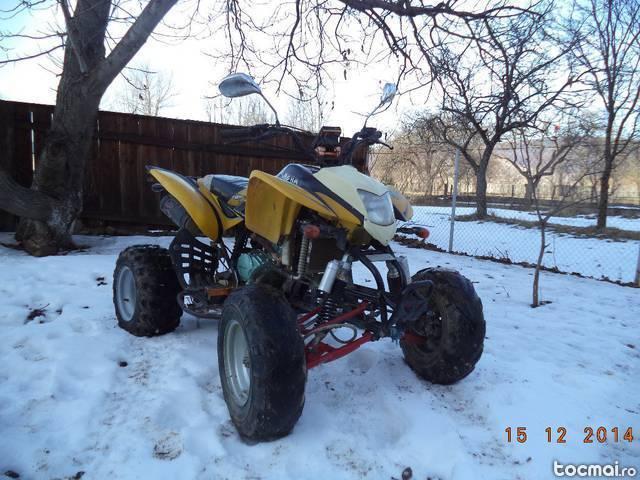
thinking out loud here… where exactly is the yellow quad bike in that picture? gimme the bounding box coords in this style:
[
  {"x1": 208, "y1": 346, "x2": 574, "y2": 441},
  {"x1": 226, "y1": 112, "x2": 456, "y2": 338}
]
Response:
[{"x1": 112, "y1": 74, "x2": 485, "y2": 442}]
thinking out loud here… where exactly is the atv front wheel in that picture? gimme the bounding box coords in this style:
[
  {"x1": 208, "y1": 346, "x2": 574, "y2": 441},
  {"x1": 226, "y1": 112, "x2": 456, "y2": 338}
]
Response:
[
  {"x1": 400, "y1": 268, "x2": 485, "y2": 385},
  {"x1": 218, "y1": 285, "x2": 306, "y2": 441},
  {"x1": 113, "y1": 245, "x2": 182, "y2": 337}
]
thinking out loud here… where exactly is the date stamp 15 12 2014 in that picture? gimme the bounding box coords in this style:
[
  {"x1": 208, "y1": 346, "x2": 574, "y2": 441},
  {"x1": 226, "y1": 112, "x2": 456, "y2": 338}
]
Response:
[{"x1": 505, "y1": 426, "x2": 635, "y2": 444}]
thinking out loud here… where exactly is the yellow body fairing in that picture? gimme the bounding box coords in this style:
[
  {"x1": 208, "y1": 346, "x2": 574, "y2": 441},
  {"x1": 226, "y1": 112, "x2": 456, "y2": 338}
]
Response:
[
  {"x1": 196, "y1": 180, "x2": 243, "y2": 231},
  {"x1": 148, "y1": 167, "x2": 241, "y2": 241},
  {"x1": 315, "y1": 193, "x2": 360, "y2": 230},
  {"x1": 150, "y1": 165, "x2": 398, "y2": 247},
  {"x1": 245, "y1": 171, "x2": 340, "y2": 243}
]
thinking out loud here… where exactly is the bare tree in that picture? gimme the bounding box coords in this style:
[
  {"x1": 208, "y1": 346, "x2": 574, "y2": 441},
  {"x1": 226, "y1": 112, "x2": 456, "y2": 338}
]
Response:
[
  {"x1": 566, "y1": 0, "x2": 640, "y2": 229},
  {"x1": 203, "y1": 96, "x2": 229, "y2": 123},
  {"x1": 233, "y1": 97, "x2": 271, "y2": 125},
  {"x1": 501, "y1": 116, "x2": 598, "y2": 207},
  {"x1": 404, "y1": 122, "x2": 452, "y2": 197},
  {"x1": 202, "y1": 94, "x2": 271, "y2": 125},
  {"x1": 504, "y1": 122, "x2": 600, "y2": 306},
  {"x1": 0, "y1": 0, "x2": 536, "y2": 256},
  {"x1": 422, "y1": 5, "x2": 581, "y2": 218},
  {"x1": 116, "y1": 65, "x2": 176, "y2": 116},
  {"x1": 284, "y1": 89, "x2": 329, "y2": 133},
  {"x1": 369, "y1": 135, "x2": 428, "y2": 194},
  {"x1": 615, "y1": 145, "x2": 640, "y2": 204},
  {"x1": 214, "y1": 1, "x2": 536, "y2": 111},
  {"x1": 0, "y1": 0, "x2": 181, "y2": 255}
]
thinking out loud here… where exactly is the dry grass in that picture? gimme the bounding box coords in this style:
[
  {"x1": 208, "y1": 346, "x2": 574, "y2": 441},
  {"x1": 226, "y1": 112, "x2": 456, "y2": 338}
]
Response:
[{"x1": 454, "y1": 213, "x2": 640, "y2": 241}]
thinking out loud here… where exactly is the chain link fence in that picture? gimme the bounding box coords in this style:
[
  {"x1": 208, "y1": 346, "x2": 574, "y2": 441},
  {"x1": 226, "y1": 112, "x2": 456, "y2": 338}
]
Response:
[{"x1": 406, "y1": 201, "x2": 640, "y2": 285}]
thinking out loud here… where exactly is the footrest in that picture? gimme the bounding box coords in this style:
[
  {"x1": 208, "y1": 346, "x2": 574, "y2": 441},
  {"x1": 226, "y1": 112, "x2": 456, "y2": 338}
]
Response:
[{"x1": 169, "y1": 228, "x2": 219, "y2": 289}]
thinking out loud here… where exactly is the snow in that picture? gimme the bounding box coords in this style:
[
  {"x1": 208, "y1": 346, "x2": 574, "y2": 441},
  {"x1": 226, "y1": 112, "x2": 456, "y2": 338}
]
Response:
[
  {"x1": 411, "y1": 206, "x2": 640, "y2": 282},
  {"x1": 412, "y1": 206, "x2": 640, "y2": 232},
  {"x1": 1, "y1": 233, "x2": 639, "y2": 480}
]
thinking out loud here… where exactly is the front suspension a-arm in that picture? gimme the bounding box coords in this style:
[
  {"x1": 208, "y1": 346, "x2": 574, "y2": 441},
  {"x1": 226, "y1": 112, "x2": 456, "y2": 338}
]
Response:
[{"x1": 389, "y1": 280, "x2": 433, "y2": 331}]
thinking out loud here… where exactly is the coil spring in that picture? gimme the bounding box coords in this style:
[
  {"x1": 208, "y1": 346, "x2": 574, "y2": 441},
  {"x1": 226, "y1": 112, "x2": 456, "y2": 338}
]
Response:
[
  {"x1": 232, "y1": 229, "x2": 249, "y2": 260},
  {"x1": 319, "y1": 295, "x2": 339, "y2": 322},
  {"x1": 297, "y1": 236, "x2": 310, "y2": 277}
]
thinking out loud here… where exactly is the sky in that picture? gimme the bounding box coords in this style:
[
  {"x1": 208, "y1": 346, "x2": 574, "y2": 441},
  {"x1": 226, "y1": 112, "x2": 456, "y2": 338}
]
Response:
[{"x1": 0, "y1": 1, "x2": 427, "y2": 137}]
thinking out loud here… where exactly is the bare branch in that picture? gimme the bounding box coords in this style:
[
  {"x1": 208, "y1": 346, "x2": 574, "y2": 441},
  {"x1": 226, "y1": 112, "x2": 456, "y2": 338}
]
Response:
[
  {"x1": 59, "y1": 0, "x2": 88, "y2": 74},
  {"x1": 93, "y1": 0, "x2": 179, "y2": 91},
  {"x1": 0, "y1": 169, "x2": 58, "y2": 221}
]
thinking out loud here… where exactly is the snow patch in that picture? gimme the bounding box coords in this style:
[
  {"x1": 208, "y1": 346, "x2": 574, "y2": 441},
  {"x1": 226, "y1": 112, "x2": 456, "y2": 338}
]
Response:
[{"x1": 0, "y1": 233, "x2": 638, "y2": 479}]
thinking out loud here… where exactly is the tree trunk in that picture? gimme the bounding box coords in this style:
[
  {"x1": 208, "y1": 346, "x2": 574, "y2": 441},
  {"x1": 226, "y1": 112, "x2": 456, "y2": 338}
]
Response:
[
  {"x1": 524, "y1": 178, "x2": 535, "y2": 208},
  {"x1": 596, "y1": 151, "x2": 613, "y2": 230},
  {"x1": 475, "y1": 163, "x2": 488, "y2": 218},
  {"x1": 0, "y1": 0, "x2": 178, "y2": 255},
  {"x1": 15, "y1": 93, "x2": 101, "y2": 255},
  {"x1": 532, "y1": 221, "x2": 546, "y2": 307},
  {"x1": 14, "y1": 8, "x2": 107, "y2": 256},
  {"x1": 473, "y1": 147, "x2": 493, "y2": 219}
]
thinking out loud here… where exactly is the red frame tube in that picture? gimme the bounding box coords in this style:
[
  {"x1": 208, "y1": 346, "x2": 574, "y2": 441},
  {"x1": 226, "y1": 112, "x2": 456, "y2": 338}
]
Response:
[
  {"x1": 306, "y1": 331, "x2": 374, "y2": 369},
  {"x1": 400, "y1": 330, "x2": 427, "y2": 345},
  {"x1": 302, "y1": 302, "x2": 374, "y2": 369},
  {"x1": 297, "y1": 307, "x2": 321, "y2": 328}
]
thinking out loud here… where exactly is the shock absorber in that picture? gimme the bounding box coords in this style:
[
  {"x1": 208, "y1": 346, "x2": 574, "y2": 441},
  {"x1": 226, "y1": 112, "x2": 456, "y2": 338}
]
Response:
[
  {"x1": 297, "y1": 236, "x2": 310, "y2": 277},
  {"x1": 317, "y1": 256, "x2": 350, "y2": 322},
  {"x1": 387, "y1": 256, "x2": 409, "y2": 296},
  {"x1": 232, "y1": 228, "x2": 249, "y2": 261},
  {"x1": 319, "y1": 295, "x2": 339, "y2": 322}
]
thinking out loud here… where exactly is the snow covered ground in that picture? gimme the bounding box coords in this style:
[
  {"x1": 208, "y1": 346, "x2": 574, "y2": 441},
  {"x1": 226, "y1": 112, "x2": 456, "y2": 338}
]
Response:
[
  {"x1": 411, "y1": 206, "x2": 639, "y2": 282},
  {"x1": 1, "y1": 234, "x2": 639, "y2": 480},
  {"x1": 413, "y1": 206, "x2": 640, "y2": 232}
]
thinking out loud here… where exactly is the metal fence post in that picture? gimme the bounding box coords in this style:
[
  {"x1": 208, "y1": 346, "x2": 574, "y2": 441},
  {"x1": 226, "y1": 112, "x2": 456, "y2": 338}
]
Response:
[
  {"x1": 448, "y1": 148, "x2": 460, "y2": 253},
  {"x1": 635, "y1": 243, "x2": 640, "y2": 286}
]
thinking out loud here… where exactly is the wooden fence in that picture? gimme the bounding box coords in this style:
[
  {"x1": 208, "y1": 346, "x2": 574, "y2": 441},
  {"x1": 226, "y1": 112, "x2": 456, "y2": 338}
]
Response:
[{"x1": 0, "y1": 100, "x2": 366, "y2": 231}]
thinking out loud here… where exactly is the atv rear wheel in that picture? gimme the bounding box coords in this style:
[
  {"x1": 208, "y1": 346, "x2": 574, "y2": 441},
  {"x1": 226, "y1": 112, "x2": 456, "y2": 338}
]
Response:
[
  {"x1": 400, "y1": 268, "x2": 485, "y2": 385},
  {"x1": 218, "y1": 285, "x2": 306, "y2": 441},
  {"x1": 113, "y1": 245, "x2": 182, "y2": 337}
]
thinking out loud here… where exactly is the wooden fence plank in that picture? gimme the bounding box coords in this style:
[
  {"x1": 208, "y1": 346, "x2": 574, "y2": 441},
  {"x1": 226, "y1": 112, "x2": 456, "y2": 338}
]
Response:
[
  {"x1": 31, "y1": 104, "x2": 53, "y2": 173},
  {"x1": 11, "y1": 103, "x2": 35, "y2": 187},
  {"x1": 82, "y1": 115, "x2": 102, "y2": 217},
  {"x1": 0, "y1": 103, "x2": 34, "y2": 231},
  {"x1": 0, "y1": 102, "x2": 18, "y2": 230},
  {"x1": 96, "y1": 112, "x2": 122, "y2": 216},
  {"x1": 0, "y1": 100, "x2": 368, "y2": 229},
  {"x1": 117, "y1": 115, "x2": 141, "y2": 222}
]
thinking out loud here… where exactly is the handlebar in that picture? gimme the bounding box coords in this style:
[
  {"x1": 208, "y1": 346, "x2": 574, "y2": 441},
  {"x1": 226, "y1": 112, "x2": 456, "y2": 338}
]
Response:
[
  {"x1": 221, "y1": 123, "x2": 318, "y2": 162},
  {"x1": 220, "y1": 124, "x2": 270, "y2": 140},
  {"x1": 220, "y1": 123, "x2": 391, "y2": 166},
  {"x1": 339, "y1": 126, "x2": 391, "y2": 164}
]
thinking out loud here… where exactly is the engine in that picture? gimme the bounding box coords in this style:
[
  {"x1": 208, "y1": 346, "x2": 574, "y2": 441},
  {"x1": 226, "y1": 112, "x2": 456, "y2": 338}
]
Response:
[{"x1": 236, "y1": 251, "x2": 272, "y2": 283}]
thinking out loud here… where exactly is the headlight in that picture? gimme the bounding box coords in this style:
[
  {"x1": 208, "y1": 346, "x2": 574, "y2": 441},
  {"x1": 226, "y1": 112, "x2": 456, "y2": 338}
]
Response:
[{"x1": 357, "y1": 189, "x2": 395, "y2": 226}]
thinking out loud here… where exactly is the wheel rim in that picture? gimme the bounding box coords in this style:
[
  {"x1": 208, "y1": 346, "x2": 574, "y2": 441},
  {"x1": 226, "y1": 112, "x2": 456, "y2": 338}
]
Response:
[
  {"x1": 115, "y1": 266, "x2": 137, "y2": 322},
  {"x1": 224, "y1": 318, "x2": 251, "y2": 407}
]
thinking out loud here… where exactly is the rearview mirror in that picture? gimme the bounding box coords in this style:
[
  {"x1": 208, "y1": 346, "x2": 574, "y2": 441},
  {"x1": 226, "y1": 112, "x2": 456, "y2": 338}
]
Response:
[
  {"x1": 363, "y1": 82, "x2": 397, "y2": 127},
  {"x1": 218, "y1": 72, "x2": 281, "y2": 125},
  {"x1": 379, "y1": 83, "x2": 397, "y2": 106},
  {"x1": 218, "y1": 73, "x2": 262, "y2": 98}
]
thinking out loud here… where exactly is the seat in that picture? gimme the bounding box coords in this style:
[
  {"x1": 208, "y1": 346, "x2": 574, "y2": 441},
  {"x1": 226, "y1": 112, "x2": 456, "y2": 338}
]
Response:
[
  {"x1": 201, "y1": 174, "x2": 249, "y2": 202},
  {"x1": 200, "y1": 174, "x2": 249, "y2": 217}
]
